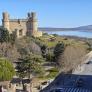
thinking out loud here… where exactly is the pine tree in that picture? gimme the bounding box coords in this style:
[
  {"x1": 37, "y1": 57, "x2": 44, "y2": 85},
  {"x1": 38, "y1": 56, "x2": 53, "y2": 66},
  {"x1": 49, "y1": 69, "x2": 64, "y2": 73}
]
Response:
[{"x1": 54, "y1": 42, "x2": 65, "y2": 62}]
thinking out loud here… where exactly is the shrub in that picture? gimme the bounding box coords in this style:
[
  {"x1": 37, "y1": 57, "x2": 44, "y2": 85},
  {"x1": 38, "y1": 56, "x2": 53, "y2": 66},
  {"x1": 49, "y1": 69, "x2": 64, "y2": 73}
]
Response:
[
  {"x1": 53, "y1": 42, "x2": 65, "y2": 62},
  {"x1": 0, "y1": 28, "x2": 10, "y2": 43},
  {"x1": 0, "y1": 58, "x2": 15, "y2": 81}
]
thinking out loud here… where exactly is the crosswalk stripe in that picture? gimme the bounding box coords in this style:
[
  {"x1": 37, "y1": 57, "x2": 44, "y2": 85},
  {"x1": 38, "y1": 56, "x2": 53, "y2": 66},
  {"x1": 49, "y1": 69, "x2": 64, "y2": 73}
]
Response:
[{"x1": 49, "y1": 87, "x2": 92, "y2": 92}]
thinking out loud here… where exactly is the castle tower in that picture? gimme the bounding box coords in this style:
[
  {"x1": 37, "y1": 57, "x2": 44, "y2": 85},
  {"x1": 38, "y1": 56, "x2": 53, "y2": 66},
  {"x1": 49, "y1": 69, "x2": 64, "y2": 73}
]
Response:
[
  {"x1": 2, "y1": 12, "x2": 10, "y2": 32},
  {"x1": 27, "y1": 12, "x2": 31, "y2": 18},
  {"x1": 31, "y1": 12, "x2": 38, "y2": 36}
]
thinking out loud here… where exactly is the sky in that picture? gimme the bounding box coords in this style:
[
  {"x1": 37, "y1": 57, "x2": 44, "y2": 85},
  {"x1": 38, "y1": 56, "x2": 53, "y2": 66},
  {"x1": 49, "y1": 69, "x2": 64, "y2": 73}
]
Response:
[{"x1": 0, "y1": 0, "x2": 92, "y2": 28}]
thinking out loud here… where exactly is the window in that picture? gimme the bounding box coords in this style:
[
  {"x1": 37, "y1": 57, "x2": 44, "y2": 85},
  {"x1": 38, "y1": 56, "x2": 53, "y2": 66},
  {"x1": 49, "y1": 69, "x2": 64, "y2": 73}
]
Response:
[
  {"x1": 18, "y1": 19, "x2": 20, "y2": 24},
  {"x1": 19, "y1": 29, "x2": 23, "y2": 36}
]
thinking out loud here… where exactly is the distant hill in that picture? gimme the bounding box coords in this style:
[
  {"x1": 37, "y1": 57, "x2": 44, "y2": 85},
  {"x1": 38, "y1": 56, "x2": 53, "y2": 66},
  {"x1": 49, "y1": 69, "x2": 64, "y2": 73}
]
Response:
[
  {"x1": 75, "y1": 25, "x2": 92, "y2": 30},
  {"x1": 39, "y1": 28, "x2": 74, "y2": 31},
  {"x1": 39, "y1": 25, "x2": 92, "y2": 31}
]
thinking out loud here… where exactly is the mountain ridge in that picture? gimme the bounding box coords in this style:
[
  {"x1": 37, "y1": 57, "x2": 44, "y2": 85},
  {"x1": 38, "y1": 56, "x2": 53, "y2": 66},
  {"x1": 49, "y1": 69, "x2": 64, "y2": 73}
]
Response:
[{"x1": 39, "y1": 25, "x2": 92, "y2": 31}]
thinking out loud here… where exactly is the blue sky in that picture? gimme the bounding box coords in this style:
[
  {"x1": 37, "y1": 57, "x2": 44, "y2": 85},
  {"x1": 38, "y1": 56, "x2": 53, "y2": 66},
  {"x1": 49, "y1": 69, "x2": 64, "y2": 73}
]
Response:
[{"x1": 0, "y1": 0, "x2": 92, "y2": 28}]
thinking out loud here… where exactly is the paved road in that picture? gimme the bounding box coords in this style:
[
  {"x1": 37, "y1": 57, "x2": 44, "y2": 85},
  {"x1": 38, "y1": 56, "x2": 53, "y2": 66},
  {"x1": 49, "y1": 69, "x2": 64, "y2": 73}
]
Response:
[{"x1": 40, "y1": 74, "x2": 92, "y2": 92}]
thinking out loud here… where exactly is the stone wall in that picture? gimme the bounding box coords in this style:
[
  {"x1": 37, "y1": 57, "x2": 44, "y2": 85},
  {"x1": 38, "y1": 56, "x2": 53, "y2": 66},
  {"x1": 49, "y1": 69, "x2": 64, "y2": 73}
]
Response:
[
  {"x1": 2, "y1": 12, "x2": 42, "y2": 38},
  {"x1": 9, "y1": 20, "x2": 27, "y2": 37}
]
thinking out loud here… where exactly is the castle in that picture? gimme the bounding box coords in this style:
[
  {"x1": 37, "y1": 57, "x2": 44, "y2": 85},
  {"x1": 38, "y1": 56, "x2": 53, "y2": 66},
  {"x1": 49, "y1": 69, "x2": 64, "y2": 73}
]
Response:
[{"x1": 2, "y1": 12, "x2": 42, "y2": 38}]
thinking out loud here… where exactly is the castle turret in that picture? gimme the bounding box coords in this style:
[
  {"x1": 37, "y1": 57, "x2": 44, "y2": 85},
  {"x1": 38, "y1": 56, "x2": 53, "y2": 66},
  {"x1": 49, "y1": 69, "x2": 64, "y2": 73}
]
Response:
[
  {"x1": 31, "y1": 12, "x2": 38, "y2": 36},
  {"x1": 2, "y1": 12, "x2": 10, "y2": 32},
  {"x1": 27, "y1": 12, "x2": 31, "y2": 18}
]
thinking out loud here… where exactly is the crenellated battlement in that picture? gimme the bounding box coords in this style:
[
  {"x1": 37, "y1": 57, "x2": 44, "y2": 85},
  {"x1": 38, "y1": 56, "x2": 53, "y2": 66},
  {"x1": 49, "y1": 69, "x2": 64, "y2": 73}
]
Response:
[{"x1": 9, "y1": 19, "x2": 28, "y2": 22}]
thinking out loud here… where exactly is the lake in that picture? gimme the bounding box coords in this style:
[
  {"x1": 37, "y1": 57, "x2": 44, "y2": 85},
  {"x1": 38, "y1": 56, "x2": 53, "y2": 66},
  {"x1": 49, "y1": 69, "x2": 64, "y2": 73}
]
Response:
[{"x1": 45, "y1": 30, "x2": 92, "y2": 38}]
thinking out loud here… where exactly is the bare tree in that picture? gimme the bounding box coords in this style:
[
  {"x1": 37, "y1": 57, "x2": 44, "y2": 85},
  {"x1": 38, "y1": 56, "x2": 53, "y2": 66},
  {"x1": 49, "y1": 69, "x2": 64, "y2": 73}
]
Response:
[
  {"x1": 58, "y1": 45, "x2": 87, "y2": 73},
  {"x1": 0, "y1": 43, "x2": 20, "y2": 62}
]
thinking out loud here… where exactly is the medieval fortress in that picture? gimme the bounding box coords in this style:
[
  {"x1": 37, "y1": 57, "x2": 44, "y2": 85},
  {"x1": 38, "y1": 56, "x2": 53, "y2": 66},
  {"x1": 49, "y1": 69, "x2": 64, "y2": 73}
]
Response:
[{"x1": 2, "y1": 12, "x2": 42, "y2": 38}]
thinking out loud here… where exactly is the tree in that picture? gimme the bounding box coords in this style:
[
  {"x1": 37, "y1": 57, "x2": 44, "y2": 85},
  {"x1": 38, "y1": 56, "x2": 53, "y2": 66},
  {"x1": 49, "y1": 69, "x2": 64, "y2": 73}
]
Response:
[
  {"x1": 58, "y1": 45, "x2": 87, "y2": 73},
  {"x1": 41, "y1": 45, "x2": 48, "y2": 58},
  {"x1": 0, "y1": 28, "x2": 17, "y2": 44},
  {"x1": 16, "y1": 54, "x2": 45, "y2": 91},
  {"x1": 10, "y1": 33, "x2": 16, "y2": 45},
  {"x1": 0, "y1": 43, "x2": 20, "y2": 62},
  {"x1": 53, "y1": 42, "x2": 65, "y2": 62},
  {"x1": 0, "y1": 57, "x2": 15, "y2": 81},
  {"x1": 16, "y1": 54, "x2": 45, "y2": 78},
  {"x1": 46, "y1": 52, "x2": 54, "y2": 62},
  {"x1": 15, "y1": 37, "x2": 41, "y2": 57},
  {"x1": 0, "y1": 28, "x2": 10, "y2": 43},
  {"x1": 85, "y1": 40, "x2": 92, "y2": 51}
]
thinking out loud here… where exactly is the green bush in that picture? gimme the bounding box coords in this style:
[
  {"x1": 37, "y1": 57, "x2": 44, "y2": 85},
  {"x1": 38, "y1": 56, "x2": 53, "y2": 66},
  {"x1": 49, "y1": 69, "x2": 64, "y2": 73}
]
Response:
[
  {"x1": 53, "y1": 34, "x2": 58, "y2": 37},
  {"x1": 48, "y1": 68, "x2": 59, "y2": 72},
  {"x1": 46, "y1": 71, "x2": 58, "y2": 78},
  {"x1": 53, "y1": 41, "x2": 65, "y2": 62},
  {"x1": 0, "y1": 58, "x2": 15, "y2": 81},
  {"x1": 43, "y1": 33, "x2": 48, "y2": 36},
  {"x1": 0, "y1": 28, "x2": 10, "y2": 43},
  {"x1": 46, "y1": 52, "x2": 54, "y2": 62}
]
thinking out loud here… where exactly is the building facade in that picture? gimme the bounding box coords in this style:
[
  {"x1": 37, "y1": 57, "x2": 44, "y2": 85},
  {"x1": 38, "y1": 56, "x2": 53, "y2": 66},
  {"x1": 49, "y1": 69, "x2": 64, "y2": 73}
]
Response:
[{"x1": 2, "y1": 12, "x2": 42, "y2": 38}]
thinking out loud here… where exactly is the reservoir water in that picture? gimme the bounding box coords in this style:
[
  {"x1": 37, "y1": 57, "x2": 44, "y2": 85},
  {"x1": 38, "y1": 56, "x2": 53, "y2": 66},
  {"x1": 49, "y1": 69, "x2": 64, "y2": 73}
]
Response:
[{"x1": 45, "y1": 31, "x2": 92, "y2": 38}]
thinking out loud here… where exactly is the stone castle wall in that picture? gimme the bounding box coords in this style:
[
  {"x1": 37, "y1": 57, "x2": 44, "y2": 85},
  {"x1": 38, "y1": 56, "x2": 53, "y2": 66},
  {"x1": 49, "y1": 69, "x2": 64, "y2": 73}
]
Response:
[
  {"x1": 9, "y1": 19, "x2": 27, "y2": 37},
  {"x1": 2, "y1": 12, "x2": 42, "y2": 38}
]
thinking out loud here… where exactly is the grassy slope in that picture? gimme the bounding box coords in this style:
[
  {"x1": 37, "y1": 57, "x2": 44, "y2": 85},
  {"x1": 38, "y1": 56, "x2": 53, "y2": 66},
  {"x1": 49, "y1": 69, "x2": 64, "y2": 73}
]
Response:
[{"x1": 39, "y1": 35, "x2": 88, "y2": 49}]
